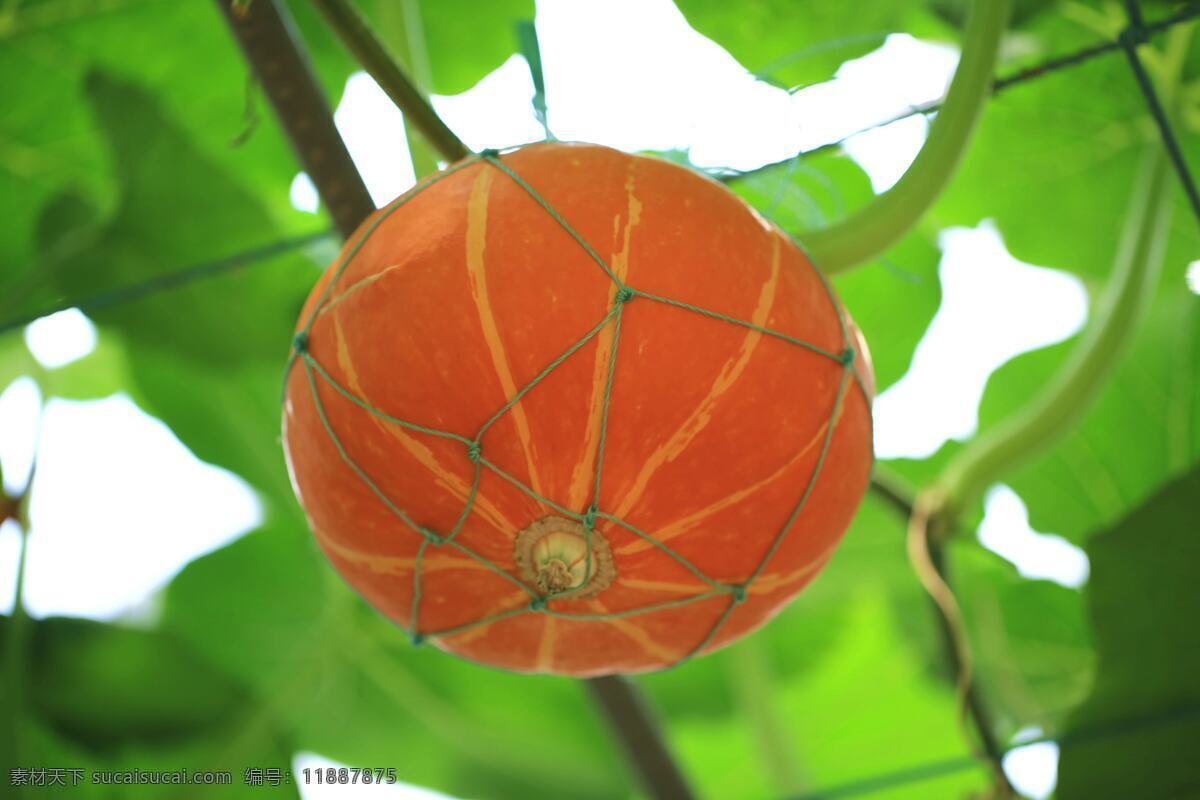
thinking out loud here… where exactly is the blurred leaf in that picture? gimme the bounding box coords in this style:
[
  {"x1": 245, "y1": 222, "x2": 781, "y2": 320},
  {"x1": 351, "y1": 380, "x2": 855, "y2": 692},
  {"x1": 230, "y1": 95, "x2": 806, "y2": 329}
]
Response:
[
  {"x1": 1, "y1": 614, "x2": 297, "y2": 799},
  {"x1": 0, "y1": 0, "x2": 319, "y2": 276},
  {"x1": 673, "y1": 0, "x2": 925, "y2": 90},
  {"x1": 37, "y1": 328, "x2": 132, "y2": 400},
  {"x1": 665, "y1": 592, "x2": 988, "y2": 799},
  {"x1": 9, "y1": 616, "x2": 247, "y2": 751},
  {"x1": 25, "y1": 70, "x2": 319, "y2": 510},
  {"x1": 643, "y1": 493, "x2": 980, "y2": 798},
  {"x1": 950, "y1": 545, "x2": 1093, "y2": 740},
  {"x1": 405, "y1": 0, "x2": 534, "y2": 96},
  {"x1": 306, "y1": 0, "x2": 534, "y2": 98},
  {"x1": 1057, "y1": 467, "x2": 1200, "y2": 799}
]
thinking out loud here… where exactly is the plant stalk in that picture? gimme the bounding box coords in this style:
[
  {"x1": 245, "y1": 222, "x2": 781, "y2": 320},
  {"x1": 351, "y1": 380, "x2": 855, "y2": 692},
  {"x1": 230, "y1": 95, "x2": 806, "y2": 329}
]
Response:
[
  {"x1": 214, "y1": 0, "x2": 374, "y2": 239},
  {"x1": 586, "y1": 676, "x2": 696, "y2": 800},
  {"x1": 308, "y1": 0, "x2": 470, "y2": 164},
  {"x1": 728, "y1": 639, "x2": 805, "y2": 795},
  {"x1": 800, "y1": 0, "x2": 1010, "y2": 274},
  {"x1": 378, "y1": 0, "x2": 441, "y2": 178}
]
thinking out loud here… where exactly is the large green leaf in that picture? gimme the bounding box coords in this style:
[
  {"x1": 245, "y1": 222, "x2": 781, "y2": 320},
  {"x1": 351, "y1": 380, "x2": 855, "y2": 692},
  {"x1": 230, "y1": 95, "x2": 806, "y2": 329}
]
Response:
[
  {"x1": 0, "y1": 0, "x2": 321, "y2": 278},
  {"x1": 640, "y1": 493, "x2": 986, "y2": 798},
  {"x1": 24, "y1": 69, "x2": 320, "y2": 511},
  {"x1": 949, "y1": 544, "x2": 1093, "y2": 740},
  {"x1": 392, "y1": 0, "x2": 534, "y2": 96},
  {"x1": 9, "y1": 616, "x2": 247, "y2": 751},
  {"x1": 673, "y1": 0, "x2": 927, "y2": 90},
  {"x1": 0, "y1": 614, "x2": 296, "y2": 799},
  {"x1": 1057, "y1": 467, "x2": 1200, "y2": 799}
]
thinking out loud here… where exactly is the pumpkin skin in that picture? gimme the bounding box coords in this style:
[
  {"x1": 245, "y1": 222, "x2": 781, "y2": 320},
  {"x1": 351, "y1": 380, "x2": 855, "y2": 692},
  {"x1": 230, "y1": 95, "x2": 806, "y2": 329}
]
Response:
[{"x1": 282, "y1": 142, "x2": 874, "y2": 676}]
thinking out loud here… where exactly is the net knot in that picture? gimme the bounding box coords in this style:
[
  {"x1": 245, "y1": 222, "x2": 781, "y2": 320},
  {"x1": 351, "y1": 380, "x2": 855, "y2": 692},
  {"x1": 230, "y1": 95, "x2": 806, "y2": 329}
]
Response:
[
  {"x1": 615, "y1": 286, "x2": 636, "y2": 305},
  {"x1": 582, "y1": 505, "x2": 598, "y2": 530},
  {"x1": 529, "y1": 597, "x2": 548, "y2": 612},
  {"x1": 292, "y1": 331, "x2": 309, "y2": 353},
  {"x1": 730, "y1": 584, "x2": 748, "y2": 604},
  {"x1": 1118, "y1": 23, "x2": 1149, "y2": 49},
  {"x1": 419, "y1": 527, "x2": 443, "y2": 545},
  {"x1": 466, "y1": 441, "x2": 482, "y2": 463},
  {"x1": 839, "y1": 346, "x2": 856, "y2": 366},
  {"x1": 479, "y1": 148, "x2": 501, "y2": 160},
  {"x1": 410, "y1": 631, "x2": 426, "y2": 646}
]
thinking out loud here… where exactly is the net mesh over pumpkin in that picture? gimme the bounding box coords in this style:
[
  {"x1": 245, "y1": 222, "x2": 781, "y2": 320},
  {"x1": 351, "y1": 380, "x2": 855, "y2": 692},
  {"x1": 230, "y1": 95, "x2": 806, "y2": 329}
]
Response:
[{"x1": 283, "y1": 148, "x2": 873, "y2": 668}]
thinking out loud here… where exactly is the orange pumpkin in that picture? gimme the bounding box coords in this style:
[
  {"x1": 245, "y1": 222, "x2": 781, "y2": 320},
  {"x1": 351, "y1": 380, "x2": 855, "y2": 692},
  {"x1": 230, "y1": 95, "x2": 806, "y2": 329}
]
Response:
[{"x1": 282, "y1": 142, "x2": 874, "y2": 676}]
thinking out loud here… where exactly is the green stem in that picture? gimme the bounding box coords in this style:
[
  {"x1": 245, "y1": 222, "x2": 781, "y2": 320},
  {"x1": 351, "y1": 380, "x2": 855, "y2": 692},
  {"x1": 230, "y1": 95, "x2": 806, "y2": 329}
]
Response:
[
  {"x1": 800, "y1": 0, "x2": 1010, "y2": 274},
  {"x1": 728, "y1": 639, "x2": 805, "y2": 795},
  {"x1": 378, "y1": 0, "x2": 442, "y2": 178},
  {"x1": 937, "y1": 141, "x2": 1175, "y2": 520},
  {"x1": 309, "y1": 0, "x2": 470, "y2": 163}
]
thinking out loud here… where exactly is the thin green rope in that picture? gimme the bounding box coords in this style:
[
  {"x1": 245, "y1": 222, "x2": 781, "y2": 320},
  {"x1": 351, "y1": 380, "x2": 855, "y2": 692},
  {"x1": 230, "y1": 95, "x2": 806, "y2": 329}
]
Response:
[
  {"x1": 284, "y1": 150, "x2": 871, "y2": 665},
  {"x1": 598, "y1": 512, "x2": 730, "y2": 593},
  {"x1": 306, "y1": 355, "x2": 474, "y2": 446},
  {"x1": 635, "y1": 288, "x2": 846, "y2": 364},
  {"x1": 476, "y1": 306, "x2": 618, "y2": 438},
  {"x1": 481, "y1": 153, "x2": 624, "y2": 286}
]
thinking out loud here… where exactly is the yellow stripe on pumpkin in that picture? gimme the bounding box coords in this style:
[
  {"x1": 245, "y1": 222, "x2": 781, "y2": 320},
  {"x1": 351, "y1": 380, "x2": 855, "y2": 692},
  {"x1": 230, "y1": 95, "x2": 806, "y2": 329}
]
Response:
[
  {"x1": 610, "y1": 234, "x2": 782, "y2": 520},
  {"x1": 613, "y1": 380, "x2": 848, "y2": 557},
  {"x1": 567, "y1": 161, "x2": 642, "y2": 511},
  {"x1": 587, "y1": 600, "x2": 678, "y2": 663},
  {"x1": 466, "y1": 165, "x2": 546, "y2": 504},
  {"x1": 312, "y1": 525, "x2": 490, "y2": 575},
  {"x1": 326, "y1": 314, "x2": 519, "y2": 537}
]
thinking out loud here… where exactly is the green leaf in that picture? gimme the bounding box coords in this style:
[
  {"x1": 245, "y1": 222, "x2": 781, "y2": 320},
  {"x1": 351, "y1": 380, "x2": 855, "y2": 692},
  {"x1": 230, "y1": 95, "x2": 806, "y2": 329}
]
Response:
[
  {"x1": 949, "y1": 545, "x2": 1093, "y2": 739},
  {"x1": 1057, "y1": 467, "x2": 1200, "y2": 799},
  {"x1": 24, "y1": 70, "x2": 321, "y2": 511},
  {"x1": 641, "y1": 493, "x2": 983, "y2": 798},
  {"x1": 0, "y1": 0, "x2": 319, "y2": 277},
  {"x1": 0, "y1": 614, "x2": 297, "y2": 799},
  {"x1": 410, "y1": 0, "x2": 534, "y2": 96},
  {"x1": 9, "y1": 616, "x2": 247, "y2": 751},
  {"x1": 341, "y1": 0, "x2": 535, "y2": 97},
  {"x1": 673, "y1": 0, "x2": 926, "y2": 91}
]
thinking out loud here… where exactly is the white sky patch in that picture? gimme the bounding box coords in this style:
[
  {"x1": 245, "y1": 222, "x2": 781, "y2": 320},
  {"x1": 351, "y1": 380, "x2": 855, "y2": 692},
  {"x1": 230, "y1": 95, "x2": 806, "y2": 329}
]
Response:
[
  {"x1": 977, "y1": 484, "x2": 1089, "y2": 588},
  {"x1": 333, "y1": 72, "x2": 417, "y2": 207},
  {"x1": 431, "y1": 55, "x2": 545, "y2": 152},
  {"x1": 0, "y1": 377, "x2": 41, "y2": 495},
  {"x1": 11, "y1": 395, "x2": 260, "y2": 620},
  {"x1": 24, "y1": 308, "x2": 97, "y2": 369},
  {"x1": 842, "y1": 114, "x2": 930, "y2": 193},
  {"x1": 1186, "y1": 259, "x2": 1200, "y2": 294},
  {"x1": 290, "y1": 172, "x2": 321, "y2": 214},
  {"x1": 1003, "y1": 727, "x2": 1059, "y2": 800},
  {"x1": 873, "y1": 223, "x2": 1089, "y2": 460},
  {"x1": 293, "y1": 753, "x2": 459, "y2": 800},
  {"x1": 537, "y1": 0, "x2": 958, "y2": 172}
]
